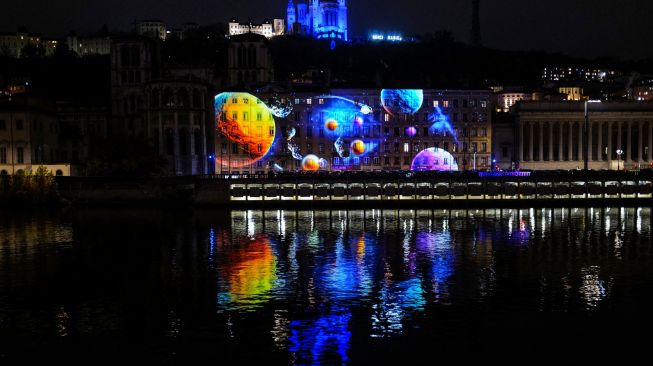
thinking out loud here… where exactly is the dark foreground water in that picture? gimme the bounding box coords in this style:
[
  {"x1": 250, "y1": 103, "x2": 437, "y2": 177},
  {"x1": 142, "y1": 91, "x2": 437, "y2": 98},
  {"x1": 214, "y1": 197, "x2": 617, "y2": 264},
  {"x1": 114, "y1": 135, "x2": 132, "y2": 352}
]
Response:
[{"x1": 1, "y1": 207, "x2": 652, "y2": 363}]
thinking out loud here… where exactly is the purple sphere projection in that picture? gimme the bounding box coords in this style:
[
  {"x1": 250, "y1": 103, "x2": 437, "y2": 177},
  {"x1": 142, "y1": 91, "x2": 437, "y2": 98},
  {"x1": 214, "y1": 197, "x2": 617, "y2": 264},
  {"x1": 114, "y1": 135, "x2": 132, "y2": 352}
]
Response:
[
  {"x1": 405, "y1": 126, "x2": 417, "y2": 137},
  {"x1": 411, "y1": 148, "x2": 459, "y2": 172},
  {"x1": 380, "y1": 89, "x2": 424, "y2": 116}
]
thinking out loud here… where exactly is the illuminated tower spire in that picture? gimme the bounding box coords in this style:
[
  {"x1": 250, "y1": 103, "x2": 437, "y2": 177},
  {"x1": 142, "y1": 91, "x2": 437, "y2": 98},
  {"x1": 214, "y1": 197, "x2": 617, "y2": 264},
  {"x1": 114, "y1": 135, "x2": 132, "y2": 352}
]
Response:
[{"x1": 471, "y1": 0, "x2": 482, "y2": 47}]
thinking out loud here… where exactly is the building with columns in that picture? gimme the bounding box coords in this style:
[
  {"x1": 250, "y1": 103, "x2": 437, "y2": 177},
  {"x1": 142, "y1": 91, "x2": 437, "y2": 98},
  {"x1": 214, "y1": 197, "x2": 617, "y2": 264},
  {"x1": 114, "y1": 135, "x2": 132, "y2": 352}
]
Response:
[{"x1": 512, "y1": 101, "x2": 653, "y2": 171}]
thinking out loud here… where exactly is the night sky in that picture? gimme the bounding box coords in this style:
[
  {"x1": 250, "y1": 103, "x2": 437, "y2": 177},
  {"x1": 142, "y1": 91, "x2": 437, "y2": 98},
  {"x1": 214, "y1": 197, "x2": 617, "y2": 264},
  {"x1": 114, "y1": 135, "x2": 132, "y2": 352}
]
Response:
[{"x1": 1, "y1": 0, "x2": 652, "y2": 59}]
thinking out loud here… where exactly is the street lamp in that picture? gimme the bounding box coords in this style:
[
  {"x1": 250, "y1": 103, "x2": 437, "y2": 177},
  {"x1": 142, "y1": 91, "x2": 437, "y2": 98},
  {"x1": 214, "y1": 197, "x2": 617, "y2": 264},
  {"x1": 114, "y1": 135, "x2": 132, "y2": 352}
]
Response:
[{"x1": 616, "y1": 149, "x2": 624, "y2": 171}]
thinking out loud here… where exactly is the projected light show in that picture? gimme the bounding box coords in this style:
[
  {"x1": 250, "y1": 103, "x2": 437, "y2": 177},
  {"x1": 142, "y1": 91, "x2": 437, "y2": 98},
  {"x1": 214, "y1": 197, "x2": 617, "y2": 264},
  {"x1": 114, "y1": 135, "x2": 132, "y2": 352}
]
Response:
[
  {"x1": 381, "y1": 89, "x2": 424, "y2": 116},
  {"x1": 215, "y1": 89, "x2": 492, "y2": 173},
  {"x1": 215, "y1": 92, "x2": 276, "y2": 168},
  {"x1": 411, "y1": 148, "x2": 459, "y2": 171}
]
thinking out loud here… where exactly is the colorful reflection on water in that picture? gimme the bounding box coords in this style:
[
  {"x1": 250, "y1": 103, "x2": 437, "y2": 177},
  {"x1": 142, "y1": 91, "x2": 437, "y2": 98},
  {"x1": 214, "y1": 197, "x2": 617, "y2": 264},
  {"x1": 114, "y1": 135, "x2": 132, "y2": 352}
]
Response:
[{"x1": 1, "y1": 208, "x2": 652, "y2": 363}]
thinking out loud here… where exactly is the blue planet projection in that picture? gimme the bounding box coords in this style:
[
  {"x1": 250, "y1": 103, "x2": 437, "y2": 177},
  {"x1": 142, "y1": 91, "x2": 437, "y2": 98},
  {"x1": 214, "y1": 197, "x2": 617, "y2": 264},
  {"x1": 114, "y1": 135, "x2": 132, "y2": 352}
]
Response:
[
  {"x1": 428, "y1": 106, "x2": 458, "y2": 142},
  {"x1": 381, "y1": 89, "x2": 424, "y2": 116},
  {"x1": 411, "y1": 148, "x2": 459, "y2": 171}
]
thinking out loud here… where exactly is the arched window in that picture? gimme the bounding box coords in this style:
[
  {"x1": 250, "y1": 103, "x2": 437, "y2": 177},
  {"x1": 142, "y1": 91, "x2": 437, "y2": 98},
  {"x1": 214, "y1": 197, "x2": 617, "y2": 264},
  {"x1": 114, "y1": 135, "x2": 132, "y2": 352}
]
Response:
[
  {"x1": 0, "y1": 170, "x2": 8, "y2": 176},
  {"x1": 166, "y1": 129, "x2": 174, "y2": 155},
  {"x1": 192, "y1": 89, "x2": 201, "y2": 108},
  {"x1": 130, "y1": 45, "x2": 140, "y2": 67},
  {"x1": 55, "y1": 170, "x2": 63, "y2": 176},
  {"x1": 248, "y1": 44, "x2": 256, "y2": 68},
  {"x1": 194, "y1": 129, "x2": 203, "y2": 155},
  {"x1": 120, "y1": 45, "x2": 130, "y2": 67},
  {"x1": 151, "y1": 88, "x2": 160, "y2": 108},
  {"x1": 178, "y1": 88, "x2": 189, "y2": 107},
  {"x1": 163, "y1": 87, "x2": 174, "y2": 107},
  {"x1": 179, "y1": 129, "x2": 190, "y2": 156}
]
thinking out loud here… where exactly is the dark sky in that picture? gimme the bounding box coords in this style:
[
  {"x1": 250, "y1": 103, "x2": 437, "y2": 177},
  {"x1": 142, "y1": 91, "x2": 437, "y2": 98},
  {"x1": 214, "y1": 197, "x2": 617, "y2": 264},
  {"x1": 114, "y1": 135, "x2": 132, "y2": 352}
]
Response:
[{"x1": 1, "y1": 0, "x2": 652, "y2": 59}]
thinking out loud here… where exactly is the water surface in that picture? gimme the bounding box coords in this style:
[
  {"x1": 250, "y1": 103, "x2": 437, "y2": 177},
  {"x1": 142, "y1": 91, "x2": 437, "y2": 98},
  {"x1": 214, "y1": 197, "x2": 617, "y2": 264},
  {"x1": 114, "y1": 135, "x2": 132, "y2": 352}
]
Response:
[{"x1": 1, "y1": 207, "x2": 652, "y2": 363}]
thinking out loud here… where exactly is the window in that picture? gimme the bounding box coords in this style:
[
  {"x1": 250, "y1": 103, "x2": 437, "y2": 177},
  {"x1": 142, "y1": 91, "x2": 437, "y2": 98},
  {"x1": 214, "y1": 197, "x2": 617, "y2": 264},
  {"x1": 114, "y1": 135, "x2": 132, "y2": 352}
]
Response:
[
  {"x1": 502, "y1": 146, "x2": 509, "y2": 158},
  {"x1": 16, "y1": 120, "x2": 24, "y2": 130},
  {"x1": 443, "y1": 142, "x2": 449, "y2": 151},
  {"x1": 319, "y1": 128, "x2": 324, "y2": 137},
  {"x1": 306, "y1": 98, "x2": 312, "y2": 105},
  {"x1": 257, "y1": 144, "x2": 263, "y2": 153},
  {"x1": 384, "y1": 143, "x2": 389, "y2": 153},
  {"x1": 394, "y1": 127, "x2": 400, "y2": 137},
  {"x1": 269, "y1": 127, "x2": 275, "y2": 136},
  {"x1": 481, "y1": 143, "x2": 487, "y2": 152},
  {"x1": 413, "y1": 143, "x2": 420, "y2": 152},
  {"x1": 0, "y1": 147, "x2": 6, "y2": 164},
  {"x1": 403, "y1": 143, "x2": 410, "y2": 153},
  {"x1": 472, "y1": 143, "x2": 478, "y2": 152},
  {"x1": 423, "y1": 127, "x2": 429, "y2": 137},
  {"x1": 256, "y1": 112, "x2": 262, "y2": 121},
  {"x1": 480, "y1": 127, "x2": 487, "y2": 137},
  {"x1": 243, "y1": 112, "x2": 249, "y2": 121},
  {"x1": 232, "y1": 143, "x2": 238, "y2": 153},
  {"x1": 384, "y1": 114, "x2": 390, "y2": 122},
  {"x1": 243, "y1": 144, "x2": 250, "y2": 153},
  {"x1": 443, "y1": 100, "x2": 449, "y2": 108},
  {"x1": 384, "y1": 157, "x2": 390, "y2": 165},
  {"x1": 306, "y1": 127, "x2": 313, "y2": 138},
  {"x1": 307, "y1": 143, "x2": 313, "y2": 153},
  {"x1": 318, "y1": 143, "x2": 325, "y2": 154},
  {"x1": 334, "y1": 157, "x2": 341, "y2": 165},
  {"x1": 433, "y1": 100, "x2": 439, "y2": 108},
  {"x1": 373, "y1": 157, "x2": 380, "y2": 166},
  {"x1": 16, "y1": 147, "x2": 24, "y2": 164}
]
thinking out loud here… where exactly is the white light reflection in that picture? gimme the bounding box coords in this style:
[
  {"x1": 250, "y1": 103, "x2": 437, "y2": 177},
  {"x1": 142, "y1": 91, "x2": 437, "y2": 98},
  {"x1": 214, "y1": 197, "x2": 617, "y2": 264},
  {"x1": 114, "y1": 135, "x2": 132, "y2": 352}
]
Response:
[{"x1": 579, "y1": 266, "x2": 607, "y2": 309}]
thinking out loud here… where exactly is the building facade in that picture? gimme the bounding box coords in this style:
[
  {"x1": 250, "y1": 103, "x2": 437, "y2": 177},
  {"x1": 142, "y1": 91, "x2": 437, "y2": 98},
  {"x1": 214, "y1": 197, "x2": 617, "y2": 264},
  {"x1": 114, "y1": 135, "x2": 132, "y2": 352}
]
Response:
[
  {"x1": 287, "y1": 0, "x2": 348, "y2": 41},
  {"x1": 144, "y1": 81, "x2": 212, "y2": 176},
  {"x1": 228, "y1": 19, "x2": 285, "y2": 38},
  {"x1": 227, "y1": 33, "x2": 274, "y2": 88},
  {"x1": 0, "y1": 29, "x2": 58, "y2": 58},
  {"x1": 215, "y1": 89, "x2": 493, "y2": 174},
  {"x1": 66, "y1": 34, "x2": 111, "y2": 56},
  {"x1": 0, "y1": 96, "x2": 73, "y2": 176},
  {"x1": 513, "y1": 101, "x2": 653, "y2": 170},
  {"x1": 136, "y1": 20, "x2": 167, "y2": 41},
  {"x1": 110, "y1": 36, "x2": 213, "y2": 176}
]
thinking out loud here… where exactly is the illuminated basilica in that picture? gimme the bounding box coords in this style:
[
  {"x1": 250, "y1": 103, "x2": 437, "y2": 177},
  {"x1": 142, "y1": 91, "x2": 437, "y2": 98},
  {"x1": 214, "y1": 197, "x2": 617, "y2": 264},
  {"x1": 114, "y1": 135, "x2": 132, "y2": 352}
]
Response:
[{"x1": 286, "y1": 0, "x2": 348, "y2": 41}]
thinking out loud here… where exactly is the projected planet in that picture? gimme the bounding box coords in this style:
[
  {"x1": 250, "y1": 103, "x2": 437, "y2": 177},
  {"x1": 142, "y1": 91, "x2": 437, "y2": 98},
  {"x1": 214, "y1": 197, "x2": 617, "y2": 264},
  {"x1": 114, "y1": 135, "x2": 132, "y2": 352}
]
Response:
[
  {"x1": 350, "y1": 140, "x2": 366, "y2": 155},
  {"x1": 215, "y1": 92, "x2": 276, "y2": 168},
  {"x1": 302, "y1": 155, "x2": 321, "y2": 171},
  {"x1": 411, "y1": 148, "x2": 459, "y2": 171},
  {"x1": 325, "y1": 119, "x2": 339, "y2": 131},
  {"x1": 405, "y1": 126, "x2": 417, "y2": 137},
  {"x1": 267, "y1": 96, "x2": 293, "y2": 118},
  {"x1": 381, "y1": 89, "x2": 424, "y2": 116}
]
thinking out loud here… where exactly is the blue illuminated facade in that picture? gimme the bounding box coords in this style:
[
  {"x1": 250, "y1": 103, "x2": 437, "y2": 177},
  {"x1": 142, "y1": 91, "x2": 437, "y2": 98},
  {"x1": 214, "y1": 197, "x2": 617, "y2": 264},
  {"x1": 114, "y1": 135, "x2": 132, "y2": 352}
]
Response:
[{"x1": 287, "y1": 0, "x2": 348, "y2": 41}]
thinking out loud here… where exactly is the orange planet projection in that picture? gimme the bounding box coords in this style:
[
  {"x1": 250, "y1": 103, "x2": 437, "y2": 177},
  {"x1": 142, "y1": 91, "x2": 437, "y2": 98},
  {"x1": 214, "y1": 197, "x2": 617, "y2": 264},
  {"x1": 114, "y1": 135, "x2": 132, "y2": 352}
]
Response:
[
  {"x1": 325, "y1": 119, "x2": 339, "y2": 131},
  {"x1": 350, "y1": 140, "x2": 366, "y2": 155},
  {"x1": 215, "y1": 92, "x2": 276, "y2": 168},
  {"x1": 302, "y1": 155, "x2": 321, "y2": 171}
]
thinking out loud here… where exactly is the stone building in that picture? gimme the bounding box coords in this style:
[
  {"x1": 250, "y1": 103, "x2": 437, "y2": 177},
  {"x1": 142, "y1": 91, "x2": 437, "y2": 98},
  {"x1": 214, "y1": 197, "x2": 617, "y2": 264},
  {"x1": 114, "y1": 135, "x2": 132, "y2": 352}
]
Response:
[
  {"x1": 110, "y1": 35, "x2": 213, "y2": 176},
  {"x1": 513, "y1": 101, "x2": 653, "y2": 170}
]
